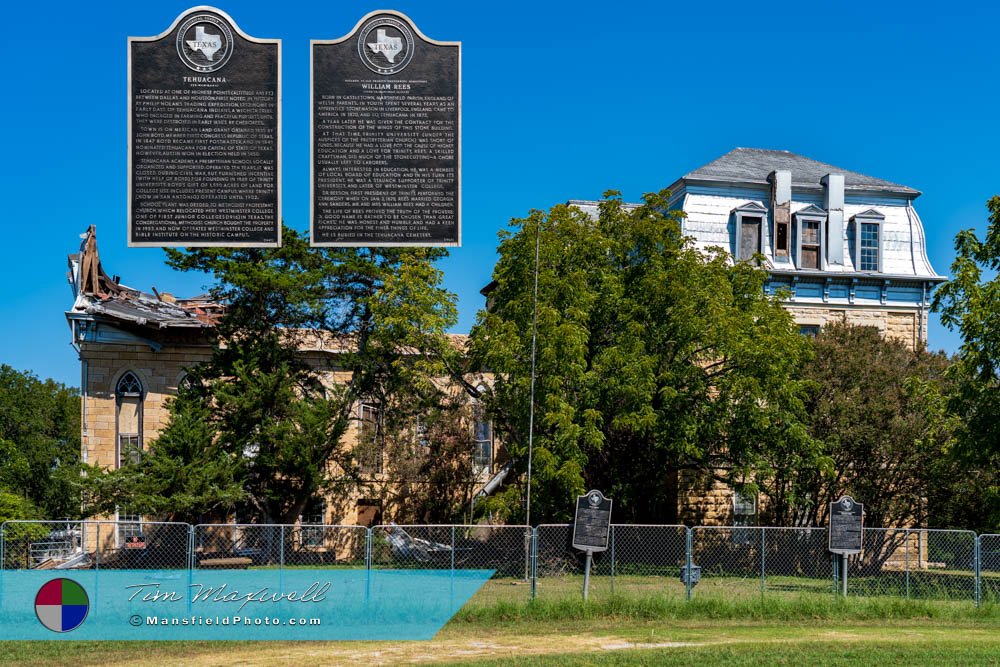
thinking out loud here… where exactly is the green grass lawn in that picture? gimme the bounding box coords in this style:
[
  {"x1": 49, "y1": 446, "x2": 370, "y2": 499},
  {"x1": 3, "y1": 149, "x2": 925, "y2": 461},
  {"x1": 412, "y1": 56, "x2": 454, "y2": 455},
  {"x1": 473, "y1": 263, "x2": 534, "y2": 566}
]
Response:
[{"x1": 1, "y1": 595, "x2": 997, "y2": 666}]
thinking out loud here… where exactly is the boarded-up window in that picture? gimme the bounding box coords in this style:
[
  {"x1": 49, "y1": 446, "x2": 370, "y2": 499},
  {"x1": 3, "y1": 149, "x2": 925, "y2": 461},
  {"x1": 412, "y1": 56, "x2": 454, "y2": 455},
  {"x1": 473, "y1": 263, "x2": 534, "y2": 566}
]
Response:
[
  {"x1": 800, "y1": 220, "x2": 821, "y2": 269},
  {"x1": 739, "y1": 217, "x2": 761, "y2": 260}
]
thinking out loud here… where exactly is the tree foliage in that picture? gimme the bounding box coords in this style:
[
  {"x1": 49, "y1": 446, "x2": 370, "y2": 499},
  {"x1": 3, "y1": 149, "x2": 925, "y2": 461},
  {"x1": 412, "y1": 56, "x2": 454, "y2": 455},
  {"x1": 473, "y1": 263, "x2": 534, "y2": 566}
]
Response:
[
  {"x1": 931, "y1": 195, "x2": 1000, "y2": 530},
  {"x1": 471, "y1": 191, "x2": 815, "y2": 523},
  {"x1": 774, "y1": 323, "x2": 954, "y2": 528},
  {"x1": 88, "y1": 225, "x2": 459, "y2": 524},
  {"x1": 0, "y1": 365, "x2": 81, "y2": 521}
]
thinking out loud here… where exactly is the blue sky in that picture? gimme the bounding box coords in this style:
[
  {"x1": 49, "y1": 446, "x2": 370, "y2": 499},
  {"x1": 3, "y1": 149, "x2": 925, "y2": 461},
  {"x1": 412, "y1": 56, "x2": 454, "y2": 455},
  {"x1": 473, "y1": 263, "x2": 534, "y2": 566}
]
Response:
[{"x1": 1, "y1": 0, "x2": 997, "y2": 387}]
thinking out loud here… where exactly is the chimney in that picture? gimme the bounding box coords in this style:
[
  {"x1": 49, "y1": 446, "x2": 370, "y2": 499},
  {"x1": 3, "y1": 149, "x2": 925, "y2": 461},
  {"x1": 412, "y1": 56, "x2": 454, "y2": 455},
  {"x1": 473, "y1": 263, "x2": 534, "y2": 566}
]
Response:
[
  {"x1": 822, "y1": 173, "x2": 845, "y2": 266},
  {"x1": 769, "y1": 170, "x2": 792, "y2": 259}
]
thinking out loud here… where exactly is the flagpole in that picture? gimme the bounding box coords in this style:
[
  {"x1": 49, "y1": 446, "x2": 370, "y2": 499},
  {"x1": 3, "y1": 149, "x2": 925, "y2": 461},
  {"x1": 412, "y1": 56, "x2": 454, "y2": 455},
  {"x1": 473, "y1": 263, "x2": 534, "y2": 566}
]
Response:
[{"x1": 526, "y1": 220, "x2": 540, "y2": 528}]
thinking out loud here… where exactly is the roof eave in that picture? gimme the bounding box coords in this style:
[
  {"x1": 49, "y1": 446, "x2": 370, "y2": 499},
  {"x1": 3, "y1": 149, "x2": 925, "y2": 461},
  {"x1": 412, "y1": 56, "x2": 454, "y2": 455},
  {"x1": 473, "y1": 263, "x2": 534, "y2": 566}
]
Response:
[{"x1": 678, "y1": 176, "x2": 920, "y2": 198}]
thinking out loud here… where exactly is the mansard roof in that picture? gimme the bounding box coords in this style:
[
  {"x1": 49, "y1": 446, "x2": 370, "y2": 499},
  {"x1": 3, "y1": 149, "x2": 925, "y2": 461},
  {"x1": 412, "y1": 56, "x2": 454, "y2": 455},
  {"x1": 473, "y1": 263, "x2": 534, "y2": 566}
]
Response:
[{"x1": 680, "y1": 148, "x2": 920, "y2": 196}]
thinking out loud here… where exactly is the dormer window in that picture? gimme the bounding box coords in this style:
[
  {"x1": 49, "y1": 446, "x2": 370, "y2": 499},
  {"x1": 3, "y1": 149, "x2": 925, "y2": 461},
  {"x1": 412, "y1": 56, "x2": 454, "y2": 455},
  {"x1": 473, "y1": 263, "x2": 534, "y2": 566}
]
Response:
[
  {"x1": 852, "y1": 209, "x2": 884, "y2": 273},
  {"x1": 794, "y1": 205, "x2": 827, "y2": 271},
  {"x1": 733, "y1": 202, "x2": 768, "y2": 261}
]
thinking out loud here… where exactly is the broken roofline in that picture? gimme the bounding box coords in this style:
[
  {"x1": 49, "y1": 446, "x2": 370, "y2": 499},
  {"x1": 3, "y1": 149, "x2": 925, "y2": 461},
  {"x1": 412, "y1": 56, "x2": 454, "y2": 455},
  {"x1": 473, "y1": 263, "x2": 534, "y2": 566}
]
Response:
[{"x1": 65, "y1": 226, "x2": 469, "y2": 352}]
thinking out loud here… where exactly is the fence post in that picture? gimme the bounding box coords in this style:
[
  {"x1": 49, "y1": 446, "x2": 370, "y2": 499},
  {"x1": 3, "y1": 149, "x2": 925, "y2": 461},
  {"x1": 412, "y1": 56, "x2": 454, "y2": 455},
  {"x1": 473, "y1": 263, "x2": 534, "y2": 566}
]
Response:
[
  {"x1": 364, "y1": 527, "x2": 372, "y2": 607},
  {"x1": 905, "y1": 529, "x2": 910, "y2": 600},
  {"x1": 685, "y1": 528, "x2": 693, "y2": 602},
  {"x1": 610, "y1": 525, "x2": 616, "y2": 595},
  {"x1": 94, "y1": 522, "x2": 100, "y2": 571},
  {"x1": 530, "y1": 527, "x2": 537, "y2": 602},
  {"x1": 450, "y1": 526, "x2": 456, "y2": 573},
  {"x1": 975, "y1": 533, "x2": 981, "y2": 608},
  {"x1": 279, "y1": 525, "x2": 285, "y2": 570},
  {"x1": 760, "y1": 527, "x2": 766, "y2": 595},
  {"x1": 832, "y1": 551, "x2": 838, "y2": 597},
  {"x1": 187, "y1": 524, "x2": 195, "y2": 615}
]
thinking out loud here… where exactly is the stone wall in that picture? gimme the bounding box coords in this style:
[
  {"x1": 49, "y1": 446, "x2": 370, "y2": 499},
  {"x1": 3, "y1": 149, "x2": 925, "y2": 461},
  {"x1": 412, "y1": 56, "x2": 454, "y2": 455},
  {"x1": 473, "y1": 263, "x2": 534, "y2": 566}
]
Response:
[
  {"x1": 80, "y1": 342, "x2": 213, "y2": 470},
  {"x1": 783, "y1": 304, "x2": 924, "y2": 350},
  {"x1": 80, "y1": 340, "x2": 494, "y2": 526}
]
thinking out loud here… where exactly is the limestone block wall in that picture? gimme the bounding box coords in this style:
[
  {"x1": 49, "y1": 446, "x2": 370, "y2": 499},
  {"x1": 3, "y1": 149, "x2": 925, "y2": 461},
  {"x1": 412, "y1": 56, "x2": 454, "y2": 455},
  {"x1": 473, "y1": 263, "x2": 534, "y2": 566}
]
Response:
[
  {"x1": 783, "y1": 304, "x2": 924, "y2": 350},
  {"x1": 80, "y1": 342, "x2": 213, "y2": 470}
]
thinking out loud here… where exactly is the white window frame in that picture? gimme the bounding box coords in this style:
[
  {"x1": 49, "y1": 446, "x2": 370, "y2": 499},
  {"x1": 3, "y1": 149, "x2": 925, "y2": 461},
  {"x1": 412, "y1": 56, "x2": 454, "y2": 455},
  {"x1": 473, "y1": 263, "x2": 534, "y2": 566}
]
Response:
[
  {"x1": 732, "y1": 202, "x2": 768, "y2": 262},
  {"x1": 852, "y1": 209, "x2": 885, "y2": 273},
  {"x1": 115, "y1": 371, "x2": 144, "y2": 470},
  {"x1": 299, "y1": 499, "x2": 326, "y2": 548},
  {"x1": 116, "y1": 508, "x2": 143, "y2": 548},
  {"x1": 794, "y1": 206, "x2": 827, "y2": 271}
]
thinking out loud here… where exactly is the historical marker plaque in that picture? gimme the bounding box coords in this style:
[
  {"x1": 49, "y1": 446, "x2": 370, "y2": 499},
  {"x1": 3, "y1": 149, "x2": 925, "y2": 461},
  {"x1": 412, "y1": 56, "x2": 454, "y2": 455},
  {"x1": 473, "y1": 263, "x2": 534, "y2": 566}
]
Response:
[
  {"x1": 129, "y1": 6, "x2": 280, "y2": 247},
  {"x1": 572, "y1": 490, "x2": 613, "y2": 552},
  {"x1": 829, "y1": 495, "x2": 864, "y2": 555},
  {"x1": 312, "y1": 11, "x2": 460, "y2": 246}
]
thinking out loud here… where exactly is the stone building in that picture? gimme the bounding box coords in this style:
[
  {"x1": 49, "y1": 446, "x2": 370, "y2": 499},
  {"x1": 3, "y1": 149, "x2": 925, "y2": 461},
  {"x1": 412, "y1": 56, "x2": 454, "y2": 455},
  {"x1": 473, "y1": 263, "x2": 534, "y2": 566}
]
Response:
[
  {"x1": 570, "y1": 148, "x2": 945, "y2": 523},
  {"x1": 66, "y1": 148, "x2": 945, "y2": 532},
  {"x1": 65, "y1": 227, "x2": 500, "y2": 540},
  {"x1": 572, "y1": 147, "x2": 944, "y2": 350}
]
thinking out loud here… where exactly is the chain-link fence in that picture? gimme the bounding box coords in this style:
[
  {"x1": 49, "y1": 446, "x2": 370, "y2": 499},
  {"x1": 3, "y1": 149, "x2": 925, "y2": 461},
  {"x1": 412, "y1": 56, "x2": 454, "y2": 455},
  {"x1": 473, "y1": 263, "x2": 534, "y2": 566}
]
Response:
[
  {"x1": 193, "y1": 524, "x2": 368, "y2": 569},
  {"x1": 533, "y1": 525, "x2": 689, "y2": 602},
  {"x1": 689, "y1": 527, "x2": 833, "y2": 600},
  {"x1": 843, "y1": 529, "x2": 978, "y2": 603},
  {"x1": 370, "y1": 524, "x2": 532, "y2": 607},
  {"x1": 0, "y1": 522, "x2": 994, "y2": 607},
  {"x1": 982, "y1": 534, "x2": 1000, "y2": 604},
  {"x1": 0, "y1": 520, "x2": 190, "y2": 571}
]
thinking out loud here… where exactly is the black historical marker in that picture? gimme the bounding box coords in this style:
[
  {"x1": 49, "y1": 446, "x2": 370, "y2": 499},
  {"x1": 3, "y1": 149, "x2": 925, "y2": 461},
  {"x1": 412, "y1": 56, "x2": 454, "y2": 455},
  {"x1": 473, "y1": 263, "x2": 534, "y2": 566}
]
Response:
[
  {"x1": 312, "y1": 11, "x2": 460, "y2": 246},
  {"x1": 572, "y1": 490, "x2": 613, "y2": 552},
  {"x1": 829, "y1": 495, "x2": 864, "y2": 555},
  {"x1": 129, "y1": 7, "x2": 280, "y2": 247}
]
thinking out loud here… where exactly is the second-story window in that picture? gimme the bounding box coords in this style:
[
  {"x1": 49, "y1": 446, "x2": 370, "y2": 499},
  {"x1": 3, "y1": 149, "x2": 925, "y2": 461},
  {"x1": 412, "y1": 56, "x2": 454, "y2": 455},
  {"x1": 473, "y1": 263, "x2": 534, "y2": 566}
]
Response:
[
  {"x1": 739, "y1": 217, "x2": 761, "y2": 260},
  {"x1": 800, "y1": 220, "x2": 821, "y2": 269},
  {"x1": 472, "y1": 402, "x2": 492, "y2": 471},
  {"x1": 358, "y1": 402, "x2": 383, "y2": 475},
  {"x1": 860, "y1": 222, "x2": 880, "y2": 271},
  {"x1": 852, "y1": 209, "x2": 884, "y2": 273},
  {"x1": 733, "y1": 202, "x2": 768, "y2": 262}
]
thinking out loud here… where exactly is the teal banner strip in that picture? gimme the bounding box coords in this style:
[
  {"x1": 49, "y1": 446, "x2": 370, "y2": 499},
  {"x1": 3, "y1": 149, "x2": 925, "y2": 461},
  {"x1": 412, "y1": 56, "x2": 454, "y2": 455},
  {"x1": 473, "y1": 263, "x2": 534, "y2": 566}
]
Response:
[{"x1": 0, "y1": 569, "x2": 494, "y2": 640}]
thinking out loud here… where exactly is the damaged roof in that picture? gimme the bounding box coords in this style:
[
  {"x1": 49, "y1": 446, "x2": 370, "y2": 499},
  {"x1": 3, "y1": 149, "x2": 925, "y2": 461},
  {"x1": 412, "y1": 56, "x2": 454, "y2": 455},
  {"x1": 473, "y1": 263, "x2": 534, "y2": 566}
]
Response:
[{"x1": 66, "y1": 226, "x2": 223, "y2": 330}]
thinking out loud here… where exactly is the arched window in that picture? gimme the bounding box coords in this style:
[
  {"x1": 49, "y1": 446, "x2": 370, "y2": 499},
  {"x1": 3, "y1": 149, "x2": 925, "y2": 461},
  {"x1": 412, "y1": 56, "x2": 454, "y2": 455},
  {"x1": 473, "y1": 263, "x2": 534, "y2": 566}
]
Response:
[
  {"x1": 115, "y1": 371, "x2": 144, "y2": 544},
  {"x1": 115, "y1": 372, "x2": 143, "y2": 468}
]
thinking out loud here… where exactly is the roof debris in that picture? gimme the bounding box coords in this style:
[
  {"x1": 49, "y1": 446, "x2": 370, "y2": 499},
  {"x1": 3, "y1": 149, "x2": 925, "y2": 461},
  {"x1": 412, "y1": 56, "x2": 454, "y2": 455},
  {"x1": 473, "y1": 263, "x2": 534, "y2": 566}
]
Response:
[{"x1": 67, "y1": 226, "x2": 222, "y2": 329}]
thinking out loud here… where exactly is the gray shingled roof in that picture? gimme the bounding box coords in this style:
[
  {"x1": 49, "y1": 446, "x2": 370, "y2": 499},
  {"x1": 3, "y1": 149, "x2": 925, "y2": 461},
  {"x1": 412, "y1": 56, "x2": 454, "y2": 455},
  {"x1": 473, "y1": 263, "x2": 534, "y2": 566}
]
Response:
[{"x1": 682, "y1": 148, "x2": 919, "y2": 195}]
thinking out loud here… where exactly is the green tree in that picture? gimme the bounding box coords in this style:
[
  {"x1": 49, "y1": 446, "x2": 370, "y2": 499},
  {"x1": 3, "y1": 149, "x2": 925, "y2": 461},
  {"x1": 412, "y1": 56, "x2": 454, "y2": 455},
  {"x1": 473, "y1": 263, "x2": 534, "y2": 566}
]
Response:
[
  {"x1": 88, "y1": 225, "x2": 458, "y2": 525},
  {"x1": 786, "y1": 323, "x2": 954, "y2": 528},
  {"x1": 0, "y1": 365, "x2": 81, "y2": 519},
  {"x1": 471, "y1": 191, "x2": 815, "y2": 523},
  {"x1": 83, "y1": 380, "x2": 244, "y2": 524},
  {"x1": 930, "y1": 196, "x2": 1000, "y2": 531}
]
